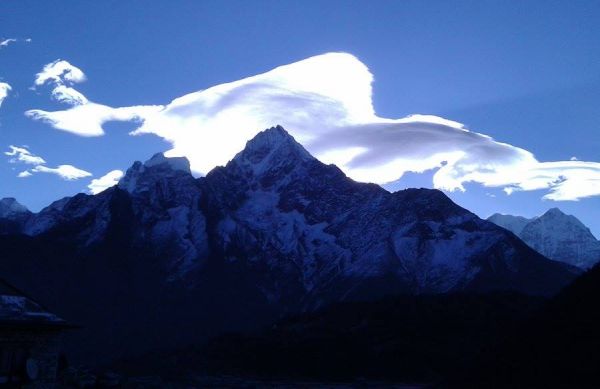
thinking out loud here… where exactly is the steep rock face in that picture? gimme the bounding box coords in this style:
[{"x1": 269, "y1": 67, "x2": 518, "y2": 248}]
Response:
[
  {"x1": 0, "y1": 126, "x2": 578, "y2": 363},
  {"x1": 488, "y1": 209, "x2": 600, "y2": 269},
  {"x1": 118, "y1": 152, "x2": 209, "y2": 278}
]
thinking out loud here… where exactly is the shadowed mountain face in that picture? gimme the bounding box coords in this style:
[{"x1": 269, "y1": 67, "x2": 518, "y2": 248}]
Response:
[
  {"x1": 0, "y1": 126, "x2": 578, "y2": 364},
  {"x1": 489, "y1": 209, "x2": 600, "y2": 269},
  {"x1": 0, "y1": 198, "x2": 31, "y2": 234}
]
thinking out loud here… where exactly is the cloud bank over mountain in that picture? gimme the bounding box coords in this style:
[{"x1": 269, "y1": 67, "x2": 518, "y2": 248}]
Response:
[{"x1": 25, "y1": 53, "x2": 600, "y2": 201}]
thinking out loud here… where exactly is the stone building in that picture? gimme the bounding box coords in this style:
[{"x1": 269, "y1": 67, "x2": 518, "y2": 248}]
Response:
[{"x1": 0, "y1": 279, "x2": 72, "y2": 388}]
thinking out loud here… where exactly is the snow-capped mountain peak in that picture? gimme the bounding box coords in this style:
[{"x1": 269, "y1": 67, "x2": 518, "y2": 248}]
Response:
[
  {"x1": 231, "y1": 125, "x2": 313, "y2": 175},
  {"x1": 488, "y1": 208, "x2": 600, "y2": 269},
  {"x1": 539, "y1": 208, "x2": 590, "y2": 233},
  {"x1": 526, "y1": 207, "x2": 598, "y2": 242}
]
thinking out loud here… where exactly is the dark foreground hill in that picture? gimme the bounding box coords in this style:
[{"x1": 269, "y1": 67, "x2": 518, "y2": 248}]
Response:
[
  {"x1": 112, "y1": 275, "x2": 600, "y2": 388},
  {"x1": 110, "y1": 292, "x2": 545, "y2": 385},
  {"x1": 456, "y1": 262, "x2": 600, "y2": 388}
]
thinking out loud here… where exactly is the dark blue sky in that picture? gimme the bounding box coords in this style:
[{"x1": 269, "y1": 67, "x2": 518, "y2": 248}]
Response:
[{"x1": 1, "y1": 0, "x2": 599, "y2": 234}]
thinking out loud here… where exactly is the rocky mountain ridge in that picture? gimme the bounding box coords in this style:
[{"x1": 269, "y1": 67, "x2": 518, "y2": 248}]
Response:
[{"x1": 0, "y1": 126, "x2": 578, "y2": 363}]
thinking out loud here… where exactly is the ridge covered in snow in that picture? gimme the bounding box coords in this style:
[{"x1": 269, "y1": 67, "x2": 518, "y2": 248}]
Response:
[
  {"x1": 488, "y1": 208, "x2": 600, "y2": 269},
  {"x1": 488, "y1": 213, "x2": 534, "y2": 236}
]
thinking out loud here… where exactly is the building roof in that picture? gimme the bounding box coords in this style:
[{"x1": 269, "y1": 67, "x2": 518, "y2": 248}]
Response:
[{"x1": 0, "y1": 279, "x2": 72, "y2": 329}]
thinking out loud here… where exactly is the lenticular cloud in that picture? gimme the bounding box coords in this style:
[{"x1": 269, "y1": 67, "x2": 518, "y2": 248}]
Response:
[{"x1": 27, "y1": 53, "x2": 600, "y2": 201}]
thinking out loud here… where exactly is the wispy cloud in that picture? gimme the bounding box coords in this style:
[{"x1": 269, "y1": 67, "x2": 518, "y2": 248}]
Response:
[
  {"x1": 4, "y1": 145, "x2": 46, "y2": 165},
  {"x1": 17, "y1": 170, "x2": 32, "y2": 178},
  {"x1": 4, "y1": 145, "x2": 91, "y2": 180},
  {"x1": 26, "y1": 103, "x2": 163, "y2": 136},
  {"x1": 0, "y1": 38, "x2": 17, "y2": 48},
  {"x1": 31, "y1": 165, "x2": 92, "y2": 180},
  {"x1": 0, "y1": 82, "x2": 11, "y2": 107},
  {"x1": 25, "y1": 53, "x2": 600, "y2": 201},
  {"x1": 30, "y1": 165, "x2": 92, "y2": 181},
  {"x1": 0, "y1": 38, "x2": 32, "y2": 49},
  {"x1": 87, "y1": 169, "x2": 124, "y2": 194}
]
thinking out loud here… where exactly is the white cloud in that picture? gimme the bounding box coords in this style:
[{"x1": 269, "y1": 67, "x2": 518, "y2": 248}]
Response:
[
  {"x1": 30, "y1": 59, "x2": 93, "y2": 108},
  {"x1": 0, "y1": 82, "x2": 11, "y2": 107},
  {"x1": 26, "y1": 103, "x2": 163, "y2": 136},
  {"x1": 4, "y1": 145, "x2": 46, "y2": 165},
  {"x1": 0, "y1": 38, "x2": 17, "y2": 48},
  {"x1": 0, "y1": 38, "x2": 31, "y2": 48},
  {"x1": 17, "y1": 170, "x2": 32, "y2": 178},
  {"x1": 523, "y1": 161, "x2": 600, "y2": 201},
  {"x1": 31, "y1": 165, "x2": 92, "y2": 180},
  {"x1": 87, "y1": 169, "x2": 124, "y2": 194},
  {"x1": 4, "y1": 145, "x2": 91, "y2": 181},
  {"x1": 51, "y1": 85, "x2": 89, "y2": 105},
  {"x1": 25, "y1": 53, "x2": 600, "y2": 201},
  {"x1": 34, "y1": 59, "x2": 86, "y2": 87},
  {"x1": 27, "y1": 60, "x2": 162, "y2": 132}
]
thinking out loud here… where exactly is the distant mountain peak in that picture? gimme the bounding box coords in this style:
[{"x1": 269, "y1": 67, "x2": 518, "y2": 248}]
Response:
[
  {"x1": 488, "y1": 209, "x2": 600, "y2": 269},
  {"x1": 543, "y1": 207, "x2": 565, "y2": 217},
  {"x1": 487, "y1": 213, "x2": 533, "y2": 236},
  {"x1": 0, "y1": 197, "x2": 30, "y2": 218},
  {"x1": 537, "y1": 207, "x2": 591, "y2": 232}
]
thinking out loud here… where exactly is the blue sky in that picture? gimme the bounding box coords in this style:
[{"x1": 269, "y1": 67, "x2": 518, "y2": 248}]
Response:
[{"x1": 1, "y1": 0, "x2": 599, "y2": 235}]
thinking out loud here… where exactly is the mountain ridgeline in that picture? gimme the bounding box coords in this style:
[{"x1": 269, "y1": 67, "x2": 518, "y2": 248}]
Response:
[
  {"x1": 488, "y1": 209, "x2": 600, "y2": 269},
  {"x1": 0, "y1": 126, "x2": 578, "y2": 364}
]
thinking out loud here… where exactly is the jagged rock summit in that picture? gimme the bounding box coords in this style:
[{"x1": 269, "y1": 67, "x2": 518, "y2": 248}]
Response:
[
  {"x1": 488, "y1": 208, "x2": 600, "y2": 269},
  {"x1": 118, "y1": 152, "x2": 192, "y2": 194},
  {"x1": 0, "y1": 126, "x2": 579, "y2": 363}
]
